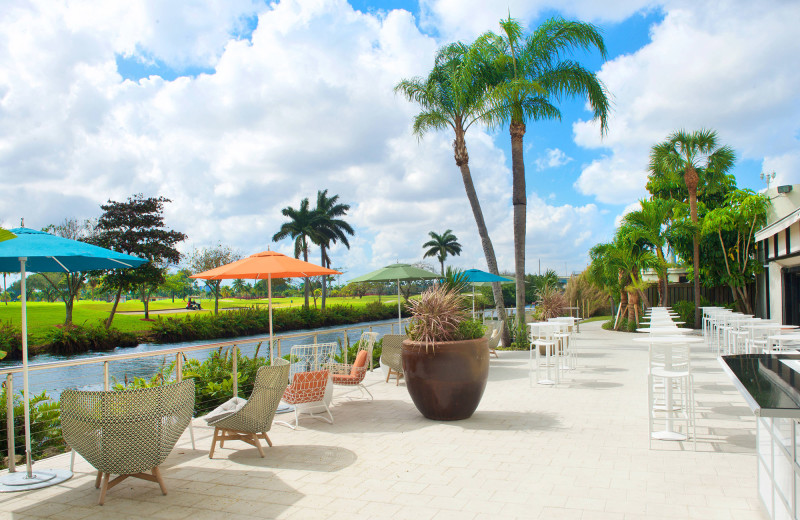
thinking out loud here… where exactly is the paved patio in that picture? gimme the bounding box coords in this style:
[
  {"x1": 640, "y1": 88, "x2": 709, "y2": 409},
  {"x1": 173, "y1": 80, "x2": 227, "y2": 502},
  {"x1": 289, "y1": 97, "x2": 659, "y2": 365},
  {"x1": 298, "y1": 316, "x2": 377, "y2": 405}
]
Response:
[{"x1": 0, "y1": 321, "x2": 768, "y2": 519}]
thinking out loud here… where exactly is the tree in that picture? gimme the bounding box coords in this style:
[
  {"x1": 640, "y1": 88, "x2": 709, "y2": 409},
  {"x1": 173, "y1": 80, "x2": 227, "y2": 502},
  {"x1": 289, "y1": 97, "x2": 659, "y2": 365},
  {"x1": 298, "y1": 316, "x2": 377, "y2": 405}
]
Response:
[
  {"x1": 649, "y1": 130, "x2": 735, "y2": 327},
  {"x1": 231, "y1": 279, "x2": 249, "y2": 297},
  {"x1": 623, "y1": 199, "x2": 675, "y2": 306},
  {"x1": 311, "y1": 190, "x2": 354, "y2": 310},
  {"x1": 161, "y1": 270, "x2": 193, "y2": 302},
  {"x1": 40, "y1": 218, "x2": 96, "y2": 326},
  {"x1": 395, "y1": 42, "x2": 511, "y2": 345},
  {"x1": 481, "y1": 15, "x2": 610, "y2": 328},
  {"x1": 701, "y1": 189, "x2": 768, "y2": 313},
  {"x1": 94, "y1": 194, "x2": 186, "y2": 325},
  {"x1": 422, "y1": 229, "x2": 463, "y2": 275},
  {"x1": 188, "y1": 244, "x2": 241, "y2": 315},
  {"x1": 273, "y1": 198, "x2": 315, "y2": 309}
]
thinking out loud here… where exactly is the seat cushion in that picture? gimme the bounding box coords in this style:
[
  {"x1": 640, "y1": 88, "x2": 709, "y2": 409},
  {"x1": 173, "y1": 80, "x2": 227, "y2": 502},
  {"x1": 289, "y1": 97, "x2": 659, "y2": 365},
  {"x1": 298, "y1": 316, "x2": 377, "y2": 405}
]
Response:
[{"x1": 204, "y1": 396, "x2": 248, "y2": 425}]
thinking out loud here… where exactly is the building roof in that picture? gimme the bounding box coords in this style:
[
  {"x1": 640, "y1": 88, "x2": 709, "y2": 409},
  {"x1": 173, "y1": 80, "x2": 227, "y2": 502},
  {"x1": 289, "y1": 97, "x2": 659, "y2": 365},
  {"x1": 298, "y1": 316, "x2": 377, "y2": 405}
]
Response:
[{"x1": 755, "y1": 205, "x2": 800, "y2": 242}]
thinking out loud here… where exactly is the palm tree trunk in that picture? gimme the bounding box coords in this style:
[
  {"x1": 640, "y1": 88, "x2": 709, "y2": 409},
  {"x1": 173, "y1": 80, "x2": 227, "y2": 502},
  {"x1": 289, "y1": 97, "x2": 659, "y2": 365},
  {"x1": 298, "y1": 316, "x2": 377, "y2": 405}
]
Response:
[
  {"x1": 302, "y1": 241, "x2": 310, "y2": 309},
  {"x1": 321, "y1": 246, "x2": 327, "y2": 310},
  {"x1": 686, "y1": 165, "x2": 701, "y2": 328},
  {"x1": 510, "y1": 121, "x2": 527, "y2": 329},
  {"x1": 105, "y1": 286, "x2": 123, "y2": 329},
  {"x1": 656, "y1": 248, "x2": 667, "y2": 306},
  {"x1": 440, "y1": 259, "x2": 444, "y2": 277},
  {"x1": 453, "y1": 131, "x2": 509, "y2": 345}
]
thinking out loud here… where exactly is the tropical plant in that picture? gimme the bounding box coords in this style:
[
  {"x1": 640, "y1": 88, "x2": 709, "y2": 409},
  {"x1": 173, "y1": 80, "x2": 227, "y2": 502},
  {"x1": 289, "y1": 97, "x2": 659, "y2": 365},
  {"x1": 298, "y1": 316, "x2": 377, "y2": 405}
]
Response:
[
  {"x1": 649, "y1": 129, "x2": 736, "y2": 327},
  {"x1": 406, "y1": 285, "x2": 484, "y2": 351},
  {"x1": 480, "y1": 15, "x2": 610, "y2": 329},
  {"x1": 273, "y1": 197, "x2": 315, "y2": 309},
  {"x1": 311, "y1": 190, "x2": 354, "y2": 310},
  {"x1": 535, "y1": 284, "x2": 568, "y2": 320},
  {"x1": 623, "y1": 198, "x2": 675, "y2": 306},
  {"x1": 422, "y1": 230, "x2": 463, "y2": 275},
  {"x1": 395, "y1": 41, "x2": 510, "y2": 347},
  {"x1": 441, "y1": 266, "x2": 470, "y2": 294},
  {"x1": 701, "y1": 189, "x2": 769, "y2": 313}
]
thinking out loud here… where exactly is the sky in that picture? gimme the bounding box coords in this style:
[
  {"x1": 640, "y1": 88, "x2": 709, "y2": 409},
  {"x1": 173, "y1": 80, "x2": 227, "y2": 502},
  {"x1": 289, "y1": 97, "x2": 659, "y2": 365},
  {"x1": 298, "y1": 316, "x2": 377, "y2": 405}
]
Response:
[{"x1": 1, "y1": 0, "x2": 799, "y2": 281}]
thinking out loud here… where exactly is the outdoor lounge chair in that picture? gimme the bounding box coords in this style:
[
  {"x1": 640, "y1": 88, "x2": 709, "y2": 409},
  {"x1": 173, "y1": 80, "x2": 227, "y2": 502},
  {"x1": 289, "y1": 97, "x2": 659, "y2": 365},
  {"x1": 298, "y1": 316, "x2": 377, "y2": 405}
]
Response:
[
  {"x1": 60, "y1": 379, "x2": 195, "y2": 505},
  {"x1": 205, "y1": 359, "x2": 290, "y2": 459},
  {"x1": 277, "y1": 369, "x2": 333, "y2": 429},
  {"x1": 379, "y1": 334, "x2": 405, "y2": 385},
  {"x1": 327, "y1": 348, "x2": 372, "y2": 399},
  {"x1": 485, "y1": 320, "x2": 503, "y2": 358}
]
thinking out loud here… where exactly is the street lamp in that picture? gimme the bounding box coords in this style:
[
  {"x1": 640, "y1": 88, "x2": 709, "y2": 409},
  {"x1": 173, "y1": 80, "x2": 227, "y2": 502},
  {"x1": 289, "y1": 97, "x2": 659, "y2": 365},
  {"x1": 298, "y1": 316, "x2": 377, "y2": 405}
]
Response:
[{"x1": 761, "y1": 171, "x2": 777, "y2": 189}]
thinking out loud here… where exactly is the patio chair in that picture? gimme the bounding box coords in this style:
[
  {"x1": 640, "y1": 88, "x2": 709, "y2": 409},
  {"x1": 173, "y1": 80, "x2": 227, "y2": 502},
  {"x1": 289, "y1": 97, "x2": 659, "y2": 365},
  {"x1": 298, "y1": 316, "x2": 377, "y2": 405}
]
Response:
[
  {"x1": 355, "y1": 331, "x2": 379, "y2": 371},
  {"x1": 327, "y1": 348, "x2": 372, "y2": 399},
  {"x1": 288, "y1": 342, "x2": 336, "y2": 381},
  {"x1": 485, "y1": 321, "x2": 503, "y2": 358},
  {"x1": 60, "y1": 379, "x2": 195, "y2": 505},
  {"x1": 380, "y1": 334, "x2": 405, "y2": 385},
  {"x1": 205, "y1": 359, "x2": 290, "y2": 459},
  {"x1": 276, "y1": 369, "x2": 333, "y2": 429}
]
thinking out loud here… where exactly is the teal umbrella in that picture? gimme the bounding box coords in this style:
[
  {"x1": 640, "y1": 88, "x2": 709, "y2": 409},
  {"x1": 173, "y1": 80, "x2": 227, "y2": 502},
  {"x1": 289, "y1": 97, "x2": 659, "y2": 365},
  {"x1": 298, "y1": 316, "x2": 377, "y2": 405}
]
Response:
[
  {"x1": 0, "y1": 227, "x2": 147, "y2": 491},
  {"x1": 462, "y1": 269, "x2": 514, "y2": 318},
  {"x1": 349, "y1": 263, "x2": 440, "y2": 328}
]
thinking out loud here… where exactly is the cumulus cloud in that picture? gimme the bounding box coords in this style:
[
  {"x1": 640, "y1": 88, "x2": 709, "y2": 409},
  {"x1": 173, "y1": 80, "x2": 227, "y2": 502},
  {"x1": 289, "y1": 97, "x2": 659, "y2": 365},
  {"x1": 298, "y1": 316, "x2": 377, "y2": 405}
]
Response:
[
  {"x1": 574, "y1": 0, "x2": 800, "y2": 203},
  {"x1": 534, "y1": 148, "x2": 573, "y2": 171}
]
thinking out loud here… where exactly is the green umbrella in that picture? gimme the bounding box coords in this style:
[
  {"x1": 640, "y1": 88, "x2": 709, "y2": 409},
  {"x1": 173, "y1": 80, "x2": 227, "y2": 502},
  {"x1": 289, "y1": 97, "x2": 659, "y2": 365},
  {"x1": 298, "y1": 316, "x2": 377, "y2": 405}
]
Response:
[
  {"x1": 349, "y1": 263, "x2": 440, "y2": 328},
  {"x1": 0, "y1": 228, "x2": 16, "y2": 243}
]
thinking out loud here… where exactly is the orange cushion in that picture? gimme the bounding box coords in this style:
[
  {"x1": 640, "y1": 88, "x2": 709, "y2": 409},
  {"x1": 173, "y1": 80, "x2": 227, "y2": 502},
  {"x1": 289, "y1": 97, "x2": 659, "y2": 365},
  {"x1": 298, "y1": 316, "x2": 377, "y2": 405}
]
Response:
[{"x1": 351, "y1": 350, "x2": 368, "y2": 376}]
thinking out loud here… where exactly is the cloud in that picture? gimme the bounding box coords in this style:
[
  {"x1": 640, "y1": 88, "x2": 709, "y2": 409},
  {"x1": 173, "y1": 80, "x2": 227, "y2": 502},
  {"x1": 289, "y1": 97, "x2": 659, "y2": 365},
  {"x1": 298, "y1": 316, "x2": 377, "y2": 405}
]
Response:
[
  {"x1": 614, "y1": 201, "x2": 643, "y2": 228},
  {"x1": 574, "y1": 0, "x2": 800, "y2": 203},
  {"x1": 534, "y1": 148, "x2": 573, "y2": 171}
]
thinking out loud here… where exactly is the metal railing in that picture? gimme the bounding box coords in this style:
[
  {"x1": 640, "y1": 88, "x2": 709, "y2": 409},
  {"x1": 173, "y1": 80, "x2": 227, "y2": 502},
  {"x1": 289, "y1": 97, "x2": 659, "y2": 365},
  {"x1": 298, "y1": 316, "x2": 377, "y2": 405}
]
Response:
[{"x1": 1, "y1": 319, "x2": 408, "y2": 472}]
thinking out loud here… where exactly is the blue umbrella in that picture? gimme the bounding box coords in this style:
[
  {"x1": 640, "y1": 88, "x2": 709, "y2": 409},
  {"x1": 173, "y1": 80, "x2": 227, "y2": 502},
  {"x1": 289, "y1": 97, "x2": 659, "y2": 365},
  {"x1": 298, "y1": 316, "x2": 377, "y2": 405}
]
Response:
[
  {"x1": 0, "y1": 227, "x2": 147, "y2": 491},
  {"x1": 461, "y1": 269, "x2": 514, "y2": 318}
]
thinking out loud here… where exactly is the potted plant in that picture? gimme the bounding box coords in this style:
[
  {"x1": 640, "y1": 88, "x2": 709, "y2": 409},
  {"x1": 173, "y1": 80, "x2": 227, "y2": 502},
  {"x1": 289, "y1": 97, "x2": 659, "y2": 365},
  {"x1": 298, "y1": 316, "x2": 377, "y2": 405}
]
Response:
[{"x1": 402, "y1": 283, "x2": 489, "y2": 420}]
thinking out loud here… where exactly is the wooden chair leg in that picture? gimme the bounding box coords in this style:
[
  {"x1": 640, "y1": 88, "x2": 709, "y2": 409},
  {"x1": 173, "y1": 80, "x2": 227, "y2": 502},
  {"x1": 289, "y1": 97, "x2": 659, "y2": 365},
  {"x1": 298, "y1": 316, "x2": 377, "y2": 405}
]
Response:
[
  {"x1": 209, "y1": 427, "x2": 220, "y2": 459},
  {"x1": 263, "y1": 432, "x2": 273, "y2": 447},
  {"x1": 252, "y1": 434, "x2": 265, "y2": 458},
  {"x1": 98, "y1": 473, "x2": 110, "y2": 506},
  {"x1": 396, "y1": 373, "x2": 401, "y2": 386},
  {"x1": 95, "y1": 470, "x2": 103, "y2": 489},
  {"x1": 386, "y1": 369, "x2": 392, "y2": 383},
  {"x1": 152, "y1": 467, "x2": 167, "y2": 496}
]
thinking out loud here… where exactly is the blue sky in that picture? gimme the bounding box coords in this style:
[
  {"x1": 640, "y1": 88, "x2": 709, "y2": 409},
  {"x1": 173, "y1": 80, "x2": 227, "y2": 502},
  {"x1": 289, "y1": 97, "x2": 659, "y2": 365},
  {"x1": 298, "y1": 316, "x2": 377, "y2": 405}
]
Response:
[{"x1": 1, "y1": 0, "x2": 797, "y2": 280}]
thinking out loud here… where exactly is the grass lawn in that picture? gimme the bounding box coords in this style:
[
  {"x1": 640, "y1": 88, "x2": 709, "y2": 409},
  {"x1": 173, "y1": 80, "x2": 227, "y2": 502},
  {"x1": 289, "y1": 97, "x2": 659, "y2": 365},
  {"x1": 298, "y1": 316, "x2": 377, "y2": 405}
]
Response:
[
  {"x1": 0, "y1": 294, "x2": 400, "y2": 343},
  {"x1": 580, "y1": 315, "x2": 612, "y2": 323}
]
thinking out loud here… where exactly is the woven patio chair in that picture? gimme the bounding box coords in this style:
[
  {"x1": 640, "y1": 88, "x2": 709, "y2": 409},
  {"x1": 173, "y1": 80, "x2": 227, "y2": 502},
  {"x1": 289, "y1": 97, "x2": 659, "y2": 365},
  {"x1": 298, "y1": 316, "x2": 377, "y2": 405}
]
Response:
[
  {"x1": 327, "y1": 347, "x2": 372, "y2": 399},
  {"x1": 276, "y1": 369, "x2": 333, "y2": 429},
  {"x1": 206, "y1": 359, "x2": 290, "y2": 459},
  {"x1": 379, "y1": 334, "x2": 406, "y2": 385},
  {"x1": 60, "y1": 379, "x2": 195, "y2": 506},
  {"x1": 485, "y1": 321, "x2": 504, "y2": 358}
]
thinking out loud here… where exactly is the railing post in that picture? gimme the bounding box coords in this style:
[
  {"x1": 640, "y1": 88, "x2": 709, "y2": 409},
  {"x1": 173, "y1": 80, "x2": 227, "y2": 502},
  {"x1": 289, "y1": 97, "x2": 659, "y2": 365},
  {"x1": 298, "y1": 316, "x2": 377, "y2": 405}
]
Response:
[
  {"x1": 313, "y1": 333, "x2": 318, "y2": 345},
  {"x1": 103, "y1": 361, "x2": 109, "y2": 391},
  {"x1": 5, "y1": 373, "x2": 15, "y2": 473},
  {"x1": 277, "y1": 339, "x2": 282, "y2": 360},
  {"x1": 176, "y1": 353, "x2": 183, "y2": 382},
  {"x1": 232, "y1": 345, "x2": 238, "y2": 398}
]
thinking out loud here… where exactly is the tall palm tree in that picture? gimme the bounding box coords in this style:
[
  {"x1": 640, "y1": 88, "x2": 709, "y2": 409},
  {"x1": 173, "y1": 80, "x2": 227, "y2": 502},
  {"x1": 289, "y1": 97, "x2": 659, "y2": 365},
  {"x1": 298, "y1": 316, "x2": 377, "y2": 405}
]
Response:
[
  {"x1": 312, "y1": 189, "x2": 354, "y2": 310},
  {"x1": 422, "y1": 229, "x2": 463, "y2": 275},
  {"x1": 272, "y1": 197, "x2": 315, "y2": 309},
  {"x1": 480, "y1": 16, "x2": 610, "y2": 327},
  {"x1": 395, "y1": 42, "x2": 510, "y2": 344},
  {"x1": 622, "y1": 198, "x2": 675, "y2": 306},
  {"x1": 649, "y1": 129, "x2": 735, "y2": 327}
]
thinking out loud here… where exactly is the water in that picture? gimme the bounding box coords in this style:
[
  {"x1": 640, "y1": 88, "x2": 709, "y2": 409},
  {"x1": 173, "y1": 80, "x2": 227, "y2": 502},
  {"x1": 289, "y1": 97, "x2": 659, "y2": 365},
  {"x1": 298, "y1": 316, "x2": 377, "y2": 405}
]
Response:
[{"x1": 0, "y1": 318, "x2": 405, "y2": 399}]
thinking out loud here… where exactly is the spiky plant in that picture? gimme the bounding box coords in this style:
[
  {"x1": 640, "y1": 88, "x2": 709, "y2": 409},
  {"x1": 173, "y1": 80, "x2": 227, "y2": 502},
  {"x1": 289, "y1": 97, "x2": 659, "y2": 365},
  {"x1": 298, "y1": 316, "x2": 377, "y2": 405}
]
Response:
[{"x1": 407, "y1": 285, "x2": 469, "y2": 351}]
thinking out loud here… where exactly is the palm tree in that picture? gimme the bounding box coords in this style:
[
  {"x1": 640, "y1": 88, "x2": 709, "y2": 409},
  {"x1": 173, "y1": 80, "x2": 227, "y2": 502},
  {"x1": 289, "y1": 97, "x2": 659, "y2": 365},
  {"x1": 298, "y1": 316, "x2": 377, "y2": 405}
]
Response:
[
  {"x1": 395, "y1": 42, "x2": 510, "y2": 345},
  {"x1": 622, "y1": 198, "x2": 675, "y2": 306},
  {"x1": 649, "y1": 130, "x2": 735, "y2": 327},
  {"x1": 311, "y1": 190, "x2": 354, "y2": 310},
  {"x1": 272, "y1": 198, "x2": 315, "y2": 309},
  {"x1": 422, "y1": 230, "x2": 463, "y2": 275},
  {"x1": 480, "y1": 16, "x2": 610, "y2": 327}
]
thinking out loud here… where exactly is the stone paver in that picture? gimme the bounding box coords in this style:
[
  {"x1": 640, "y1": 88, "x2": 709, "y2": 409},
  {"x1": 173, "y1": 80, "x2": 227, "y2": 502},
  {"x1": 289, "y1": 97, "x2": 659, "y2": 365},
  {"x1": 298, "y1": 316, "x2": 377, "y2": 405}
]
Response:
[{"x1": 0, "y1": 322, "x2": 768, "y2": 519}]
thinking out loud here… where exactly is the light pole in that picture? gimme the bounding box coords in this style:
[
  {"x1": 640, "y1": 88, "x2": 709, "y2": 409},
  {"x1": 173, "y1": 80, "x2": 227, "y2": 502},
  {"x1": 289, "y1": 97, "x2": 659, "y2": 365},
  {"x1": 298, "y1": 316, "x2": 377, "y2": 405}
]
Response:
[{"x1": 761, "y1": 170, "x2": 776, "y2": 190}]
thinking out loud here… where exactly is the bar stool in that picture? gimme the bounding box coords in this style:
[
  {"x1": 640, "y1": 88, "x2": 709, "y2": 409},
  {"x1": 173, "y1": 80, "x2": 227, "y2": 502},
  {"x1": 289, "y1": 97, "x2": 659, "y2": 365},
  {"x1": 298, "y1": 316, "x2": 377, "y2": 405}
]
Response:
[
  {"x1": 528, "y1": 322, "x2": 559, "y2": 386},
  {"x1": 647, "y1": 338, "x2": 696, "y2": 449}
]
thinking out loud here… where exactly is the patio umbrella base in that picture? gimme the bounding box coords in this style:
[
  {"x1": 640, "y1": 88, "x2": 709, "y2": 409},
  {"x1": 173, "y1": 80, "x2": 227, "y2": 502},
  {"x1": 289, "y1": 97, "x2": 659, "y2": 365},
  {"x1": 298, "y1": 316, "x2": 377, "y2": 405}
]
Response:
[{"x1": 0, "y1": 469, "x2": 72, "y2": 492}]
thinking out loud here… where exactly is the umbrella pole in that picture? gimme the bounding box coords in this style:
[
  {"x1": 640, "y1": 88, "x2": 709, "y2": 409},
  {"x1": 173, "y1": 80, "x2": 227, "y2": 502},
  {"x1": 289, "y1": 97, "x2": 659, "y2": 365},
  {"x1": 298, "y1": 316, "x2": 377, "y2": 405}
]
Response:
[
  {"x1": 268, "y1": 274, "x2": 274, "y2": 364},
  {"x1": 472, "y1": 285, "x2": 475, "y2": 319},
  {"x1": 20, "y1": 258, "x2": 32, "y2": 478},
  {"x1": 397, "y1": 278, "x2": 401, "y2": 331}
]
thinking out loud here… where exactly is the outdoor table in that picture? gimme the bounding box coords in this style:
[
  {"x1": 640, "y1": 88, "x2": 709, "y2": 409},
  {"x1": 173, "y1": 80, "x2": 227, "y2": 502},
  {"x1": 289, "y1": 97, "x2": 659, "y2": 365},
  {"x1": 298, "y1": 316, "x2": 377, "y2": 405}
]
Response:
[
  {"x1": 636, "y1": 327, "x2": 693, "y2": 334},
  {"x1": 767, "y1": 333, "x2": 800, "y2": 353},
  {"x1": 634, "y1": 335, "x2": 703, "y2": 441},
  {"x1": 528, "y1": 322, "x2": 561, "y2": 385}
]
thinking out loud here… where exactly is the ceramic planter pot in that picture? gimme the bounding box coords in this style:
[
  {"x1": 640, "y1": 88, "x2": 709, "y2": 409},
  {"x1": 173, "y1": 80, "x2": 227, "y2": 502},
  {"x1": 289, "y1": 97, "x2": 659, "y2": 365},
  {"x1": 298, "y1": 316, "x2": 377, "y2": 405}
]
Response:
[{"x1": 401, "y1": 337, "x2": 489, "y2": 421}]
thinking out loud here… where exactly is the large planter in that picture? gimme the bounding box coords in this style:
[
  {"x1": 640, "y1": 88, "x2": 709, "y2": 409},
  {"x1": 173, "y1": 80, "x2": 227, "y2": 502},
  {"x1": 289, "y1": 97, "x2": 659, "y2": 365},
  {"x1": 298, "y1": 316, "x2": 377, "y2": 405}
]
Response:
[{"x1": 401, "y1": 337, "x2": 489, "y2": 421}]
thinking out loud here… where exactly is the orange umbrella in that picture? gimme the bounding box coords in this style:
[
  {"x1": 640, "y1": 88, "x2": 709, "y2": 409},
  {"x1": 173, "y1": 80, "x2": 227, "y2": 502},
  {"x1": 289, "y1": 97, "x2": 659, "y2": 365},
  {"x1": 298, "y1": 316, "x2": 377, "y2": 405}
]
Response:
[{"x1": 191, "y1": 251, "x2": 341, "y2": 361}]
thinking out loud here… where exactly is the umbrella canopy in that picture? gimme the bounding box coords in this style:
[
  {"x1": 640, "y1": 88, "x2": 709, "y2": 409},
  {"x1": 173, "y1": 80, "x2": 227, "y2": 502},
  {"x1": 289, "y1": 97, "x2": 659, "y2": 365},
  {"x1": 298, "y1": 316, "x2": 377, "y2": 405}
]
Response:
[
  {"x1": 190, "y1": 251, "x2": 340, "y2": 363},
  {"x1": 0, "y1": 227, "x2": 147, "y2": 490},
  {"x1": 348, "y1": 263, "x2": 440, "y2": 328},
  {"x1": 0, "y1": 228, "x2": 16, "y2": 242},
  {"x1": 461, "y1": 269, "x2": 513, "y2": 318}
]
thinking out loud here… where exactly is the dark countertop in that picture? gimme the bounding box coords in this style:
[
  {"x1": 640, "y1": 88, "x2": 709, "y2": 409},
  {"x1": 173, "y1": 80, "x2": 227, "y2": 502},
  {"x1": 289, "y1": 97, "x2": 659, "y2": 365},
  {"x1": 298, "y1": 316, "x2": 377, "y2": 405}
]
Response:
[{"x1": 719, "y1": 353, "x2": 800, "y2": 418}]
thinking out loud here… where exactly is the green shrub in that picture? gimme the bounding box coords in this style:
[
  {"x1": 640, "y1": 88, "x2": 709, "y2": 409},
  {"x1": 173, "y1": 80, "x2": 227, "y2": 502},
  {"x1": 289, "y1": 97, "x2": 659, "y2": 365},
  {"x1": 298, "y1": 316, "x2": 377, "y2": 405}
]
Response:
[
  {"x1": 333, "y1": 337, "x2": 382, "y2": 367},
  {"x1": 0, "y1": 388, "x2": 64, "y2": 470},
  {"x1": 602, "y1": 317, "x2": 637, "y2": 332},
  {"x1": 672, "y1": 300, "x2": 695, "y2": 328},
  {"x1": 41, "y1": 322, "x2": 138, "y2": 355},
  {"x1": 0, "y1": 322, "x2": 21, "y2": 359},
  {"x1": 509, "y1": 322, "x2": 530, "y2": 350},
  {"x1": 456, "y1": 319, "x2": 486, "y2": 341}
]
